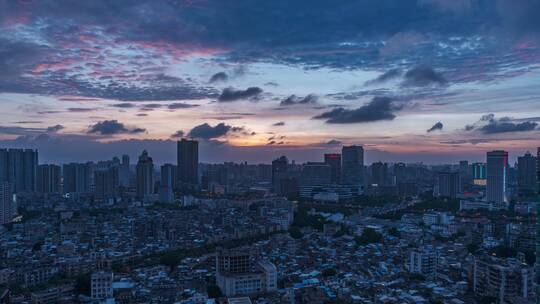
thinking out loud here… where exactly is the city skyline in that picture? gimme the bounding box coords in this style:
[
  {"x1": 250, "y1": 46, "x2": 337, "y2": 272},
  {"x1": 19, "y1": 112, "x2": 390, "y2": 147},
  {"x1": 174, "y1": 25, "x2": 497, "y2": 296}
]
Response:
[{"x1": 0, "y1": 1, "x2": 539, "y2": 164}]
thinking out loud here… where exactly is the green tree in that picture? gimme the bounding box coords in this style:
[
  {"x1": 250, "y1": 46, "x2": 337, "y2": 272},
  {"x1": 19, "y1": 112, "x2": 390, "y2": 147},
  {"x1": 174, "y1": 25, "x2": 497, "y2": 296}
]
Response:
[
  {"x1": 467, "y1": 243, "x2": 478, "y2": 254},
  {"x1": 355, "y1": 228, "x2": 382, "y2": 245},
  {"x1": 207, "y1": 284, "x2": 223, "y2": 298},
  {"x1": 322, "y1": 268, "x2": 337, "y2": 278},
  {"x1": 74, "y1": 273, "x2": 91, "y2": 296},
  {"x1": 388, "y1": 227, "x2": 400, "y2": 238},
  {"x1": 289, "y1": 226, "x2": 304, "y2": 239}
]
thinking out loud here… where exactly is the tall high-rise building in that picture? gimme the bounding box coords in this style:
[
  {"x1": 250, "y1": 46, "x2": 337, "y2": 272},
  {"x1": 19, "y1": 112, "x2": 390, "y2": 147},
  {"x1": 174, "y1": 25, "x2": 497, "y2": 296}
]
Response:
[
  {"x1": 536, "y1": 147, "x2": 540, "y2": 302},
  {"x1": 136, "y1": 150, "x2": 154, "y2": 201},
  {"x1": 177, "y1": 139, "x2": 198, "y2": 191},
  {"x1": 94, "y1": 166, "x2": 119, "y2": 200},
  {"x1": 472, "y1": 162, "x2": 486, "y2": 179},
  {"x1": 436, "y1": 171, "x2": 460, "y2": 198},
  {"x1": 37, "y1": 164, "x2": 61, "y2": 194},
  {"x1": 63, "y1": 162, "x2": 92, "y2": 194},
  {"x1": 0, "y1": 149, "x2": 7, "y2": 183},
  {"x1": 300, "y1": 162, "x2": 331, "y2": 187},
  {"x1": 0, "y1": 148, "x2": 38, "y2": 193},
  {"x1": 160, "y1": 164, "x2": 176, "y2": 203},
  {"x1": 517, "y1": 151, "x2": 537, "y2": 196},
  {"x1": 394, "y1": 162, "x2": 407, "y2": 184},
  {"x1": 119, "y1": 154, "x2": 130, "y2": 187},
  {"x1": 0, "y1": 183, "x2": 14, "y2": 224},
  {"x1": 471, "y1": 162, "x2": 487, "y2": 186},
  {"x1": 272, "y1": 156, "x2": 288, "y2": 193},
  {"x1": 537, "y1": 147, "x2": 540, "y2": 191},
  {"x1": 324, "y1": 153, "x2": 341, "y2": 184},
  {"x1": 459, "y1": 160, "x2": 471, "y2": 191},
  {"x1": 486, "y1": 150, "x2": 508, "y2": 205},
  {"x1": 341, "y1": 145, "x2": 364, "y2": 187},
  {"x1": 371, "y1": 162, "x2": 388, "y2": 186},
  {"x1": 535, "y1": 147, "x2": 540, "y2": 295}
]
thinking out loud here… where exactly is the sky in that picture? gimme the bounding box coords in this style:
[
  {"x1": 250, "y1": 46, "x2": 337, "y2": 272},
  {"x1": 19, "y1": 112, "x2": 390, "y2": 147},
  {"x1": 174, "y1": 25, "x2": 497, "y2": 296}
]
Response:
[{"x1": 0, "y1": 0, "x2": 539, "y2": 165}]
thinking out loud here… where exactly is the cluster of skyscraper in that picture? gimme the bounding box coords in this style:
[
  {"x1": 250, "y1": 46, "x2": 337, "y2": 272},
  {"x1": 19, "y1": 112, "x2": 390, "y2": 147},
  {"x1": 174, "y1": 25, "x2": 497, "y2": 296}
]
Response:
[
  {"x1": 0, "y1": 149, "x2": 38, "y2": 223},
  {"x1": 271, "y1": 145, "x2": 365, "y2": 200},
  {"x1": 433, "y1": 150, "x2": 538, "y2": 209},
  {"x1": 0, "y1": 143, "x2": 538, "y2": 225}
]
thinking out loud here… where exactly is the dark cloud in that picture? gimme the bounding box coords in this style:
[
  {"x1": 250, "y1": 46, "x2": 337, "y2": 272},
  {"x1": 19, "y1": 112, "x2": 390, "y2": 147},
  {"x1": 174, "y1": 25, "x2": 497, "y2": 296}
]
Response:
[
  {"x1": 131, "y1": 128, "x2": 147, "y2": 134},
  {"x1": 111, "y1": 103, "x2": 135, "y2": 108},
  {"x1": 218, "y1": 87, "x2": 263, "y2": 102},
  {"x1": 136, "y1": 113, "x2": 148, "y2": 117},
  {"x1": 46, "y1": 124, "x2": 65, "y2": 133},
  {"x1": 167, "y1": 102, "x2": 199, "y2": 110},
  {"x1": 68, "y1": 108, "x2": 97, "y2": 112},
  {"x1": 0, "y1": 38, "x2": 47, "y2": 81},
  {"x1": 427, "y1": 122, "x2": 443, "y2": 133},
  {"x1": 0, "y1": 126, "x2": 44, "y2": 136},
  {"x1": 325, "y1": 139, "x2": 343, "y2": 146},
  {"x1": 171, "y1": 130, "x2": 184, "y2": 138},
  {"x1": 364, "y1": 69, "x2": 402, "y2": 85},
  {"x1": 401, "y1": 65, "x2": 447, "y2": 87},
  {"x1": 209, "y1": 72, "x2": 228, "y2": 83},
  {"x1": 466, "y1": 114, "x2": 539, "y2": 134},
  {"x1": 187, "y1": 122, "x2": 244, "y2": 139},
  {"x1": 273, "y1": 121, "x2": 285, "y2": 126},
  {"x1": 0, "y1": 0, "x2": 537, "y2": 104},
  {"x1": 480, "y1": 120, "x2": 537, "y2": 134},
  {"x1": 14, "y1": 121, "x2": 43, "y2": 124},
  {"x1": 87, "y1": 120, "x2": 146, "y2": 135},
  {"x1": 142, "y1": 103, "x2": 163, "y2": 109},
  {"x1": 313, "y1": 96, "x2": 403, "y2": 124},
  {"x1": 280, "y1": 94, "x2": 318, "y2": 106}
]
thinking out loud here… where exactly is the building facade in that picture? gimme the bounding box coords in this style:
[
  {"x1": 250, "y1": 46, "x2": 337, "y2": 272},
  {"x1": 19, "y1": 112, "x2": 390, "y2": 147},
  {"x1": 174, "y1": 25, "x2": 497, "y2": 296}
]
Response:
[
  {"x1": 0, "y1": 183, "x2": 14, "y2": 225},
  {"x1": 517, "y1": 151, "x2": 537, "y2": 196},
  {"x1": 37, "y1": 164, "x2": 61, "y2": 194},
  {"x1": 341, "y1": 145, "x2": 364, "y2": 188},
  {"x1": 177, "y1": 139, "x2": 199, "y2": 192},
  {"x1": 91, "y1": 271, "x2": 113, "y2": 301},
  {"x1": 486, "y1": 150, "x2": 508, "y2": 205},
  {"x1": 0, "y1": 148, "x2": 38, "y2": 193},
  {"x1": 216, "y1": 248, "x2": 277, "y2": 297},
  {"x1": 324, "y1": 153, "x2": 341, "y2": 184},
  {"x1": 136, "y1": 150, "x2": 154, "y2": 201}
]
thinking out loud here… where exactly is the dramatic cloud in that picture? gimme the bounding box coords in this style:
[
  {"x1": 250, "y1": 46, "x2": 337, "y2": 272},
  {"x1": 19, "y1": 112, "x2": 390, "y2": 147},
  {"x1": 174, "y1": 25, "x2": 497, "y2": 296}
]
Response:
[
  {"x1": 88, "y1": 120, "x2": 146, "y2": 135},
  {"x1": 171, "y1": 130, "x2": 184, "y2": 138},
  {"x1": 218, "y1": 87, "x2": 263, "y2": 102},
  {"x1": 209, "y1": 72, "x2": 228, "y2": 83},
  {"x1": 364, "y1": 69, "x2": 402, "y2": 85},
  {"x1": 427, "y1": 122, "x2": 443, "y2": 133},
  {"x1": 401, "y1": 66, "x2": 447, "y2": 87},
  {"x1": 313, "y1": 96, "x2": 403, "y2": 124},
  {"x1": 187, "y1": 122, "x2": 244, "y2": 139},
  {"x1": 280, "y1": 94, "x2": 318, "y2": 106},
  {"x1": 167, "y1": 103, "x2": 199, "y2": 110},
  {"x1": 46, "y1": 124, "x2": 65, "y2": 133},
  {"x1": 466, "y1": 114, "x2": 538, "y2": 134}
]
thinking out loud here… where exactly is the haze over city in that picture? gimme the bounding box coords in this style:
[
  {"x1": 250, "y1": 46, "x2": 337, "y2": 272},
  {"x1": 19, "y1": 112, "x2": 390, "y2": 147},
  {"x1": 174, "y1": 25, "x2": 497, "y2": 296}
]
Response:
[{"x1": 0, "y1": 0, "x2": 539, "y2": 164}]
